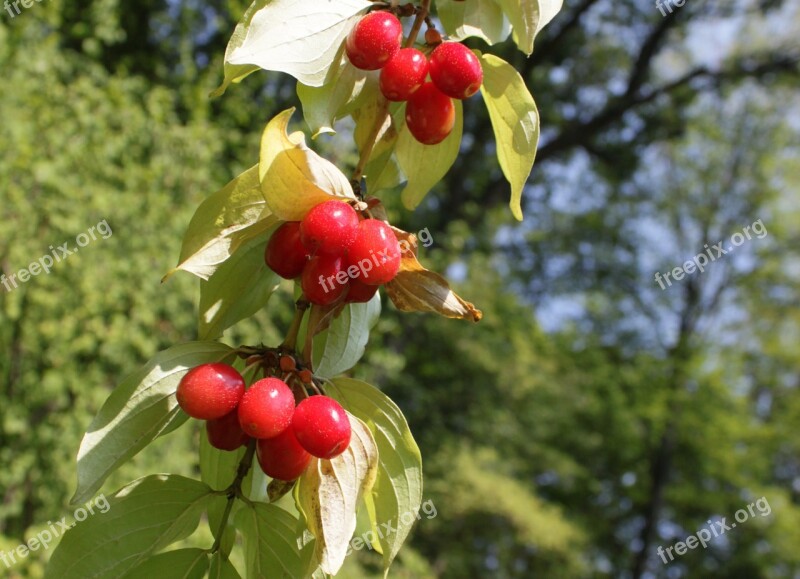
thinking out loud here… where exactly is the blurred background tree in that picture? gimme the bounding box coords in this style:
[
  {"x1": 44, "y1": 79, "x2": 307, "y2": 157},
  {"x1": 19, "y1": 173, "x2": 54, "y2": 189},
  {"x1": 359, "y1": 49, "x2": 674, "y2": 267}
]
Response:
[{"x1": 1, "y1": 0, "x2": 798, "y2": 577}]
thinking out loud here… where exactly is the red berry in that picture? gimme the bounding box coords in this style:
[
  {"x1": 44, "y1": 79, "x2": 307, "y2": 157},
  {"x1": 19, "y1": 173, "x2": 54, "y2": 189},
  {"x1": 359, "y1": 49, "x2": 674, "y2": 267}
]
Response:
[
  {"x1": 405, "y1": 82, "x2": 455, "y2": 145},
  {"x1": 300, "y1": 200, "x2": 359, "y2": 256},
  {"x1": 346, "y1": 279, "x2": 380, "y2": 303},
  {"x1": 292, "y1": 396, "x2": 352, "y2": 459},
  {"x1": 237, "y1": 378, "x2": 295, "y2": 439},
  {"x1": 429, "y1": 42, "x2": 483, "y2": 99},
  {"x1": 257, "y1": 427, "x2": 312, "y2": 481},
  {"x1": 346, "y1": 11, "x2": 403, "y2": 71},
  {"x1": 346, "y1": 220, "x2": 401, "y2": 286},
  {"x1": 301, "y1": 254, "x2": 348, "y2": 305},
  {"x1": 380, "y1": 48, "x2": 429, "y2": 101},
  {"x1": 265, "y1": 222, "x2": 309, "y2": 279},
  {"x1": 206, "y1": 409, "x2": 250, "y2": 451},
  {"x1": 177, "y1": 363, "x2": 245, "y2": 420}
]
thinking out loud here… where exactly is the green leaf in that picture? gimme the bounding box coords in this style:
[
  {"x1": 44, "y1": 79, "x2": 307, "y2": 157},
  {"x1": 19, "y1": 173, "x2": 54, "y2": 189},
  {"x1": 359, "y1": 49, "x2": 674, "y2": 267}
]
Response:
[
  {"x1": 234, "y1": 502, "x2": 305, "y2": 578},
  {"x1": 72, "y1": 342, "x2": 235, "y2": 505},
  {"x1": 200, "y1": 435, "x2": 246, "y2": 556},
  {"x1": 48, "y1": 475, "x2": 213, "y2": 579},
  {"x1": 295, "y1": 414, "x2": 379, "y2": 575},
  {"x1": 260, "y1": 109, "x2": 356, "y2": 221},
  {"x1": 122, "y1": 548, "x2": 209, "y2": 579},
  {"x1": 210, "y1": 0, "x2": 269, "y2": 97},
  {"x1": 167, "y1": 166, "x2": 277, "y2": 281},
  {"x1": 313, "y1": 293, "x2": 381, "y2": 379},
  {"x1": 397, "y1": 100, "x2": 463, "y2": 211},
  {"x1": 198, "y1": 229, "x2": 281, "y2": 340},
  {"x1": 297, "y1": 57, "x2": 374, "y2": 138},
  {"x1": 327, "y1": 378, "x2": 423, "y2": 576},
  {"x1": 227, "y1": 0, "x2": 372, "y2": 87},
  {"x1": 479, "y1": 53, "x2": 540, "y2": 221},
  {"x1": 437, "y1": 0, "x2": 510, "y2": 45},
  {"x1": 209, "y1": 554, "x2": 242, "y2": 579},
  {"x1": 495, "y1": 0, "x2": 564, "y2": 55}
]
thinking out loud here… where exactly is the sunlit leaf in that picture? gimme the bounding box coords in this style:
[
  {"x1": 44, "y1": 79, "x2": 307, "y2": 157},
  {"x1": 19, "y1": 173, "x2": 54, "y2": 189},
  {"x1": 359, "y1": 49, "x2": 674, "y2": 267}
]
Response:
[
  {"x1": 479, "y1": 53, "x2": 540, "y2": 221},
  {"x1": 259, "y1": 109, "x2": 356, "y2": 221},
  {"x1": 211, "y1": 0, "x2": 269, "y2": 97},
  {"x1": 438, "y1": 0, "x2": 510, "y2": 45},
  {"x1": 227, "y1": 0, "x2": 372, "y2": 87},
  {"x1": 167, "y1": 166, "x2": 277, "y2": 281},
  {"x1": 122, "y1": 548, "x2": 209, "y2": 579}
]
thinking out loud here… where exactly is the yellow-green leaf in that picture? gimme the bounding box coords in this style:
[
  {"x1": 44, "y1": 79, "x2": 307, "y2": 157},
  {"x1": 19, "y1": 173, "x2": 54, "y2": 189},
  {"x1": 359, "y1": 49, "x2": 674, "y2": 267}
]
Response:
[
  {"x1": 479, "y1": 53, "x2": 540, "y2": 221},
  {"x1": 210, "y1": 0, "x2": 269, "y2": 97},
  {"x1": 397, "y1": 100, "x2": 463, "y2": 211},
  {"x1": 167, "y1": 165, "x2": 276, "y2": 281},
  {"x1": 259, "y1": 109, "x2": 356, "y2": 221},
  {"x1": 437, "y1": 0, "x2": 510, "y2": 45},
  {"x1": 297, "y1": 56, "x2": 375, "y2": 138}
]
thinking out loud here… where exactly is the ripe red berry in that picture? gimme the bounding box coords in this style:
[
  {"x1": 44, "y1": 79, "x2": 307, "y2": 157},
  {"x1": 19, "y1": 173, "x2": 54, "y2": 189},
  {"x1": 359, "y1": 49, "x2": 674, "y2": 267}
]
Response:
[
  {"x1": 257, "y1": 427, "x2": 312, "y2": 481},
  {"x1": 301, "y1": 254, "x2": 348, "y2": 305},
  {"x1": 292, "y1": 396, "x2": 352, "y2": 459},
  {"x1": 380, "y1": 48, "x2": 429, "y2": 102},
  {"x1": 177, "y1": 363, "x2": 245, "y2": 420},
  {"x1": 265, "y1": 222, "x2": 309, "y2": 279},
  {"x1": 429, "y1": 42, "x2": 483, "y2": 99},
  {"x1": 237, "y1": 378, "x2": 295, "y2": 439},
  {"x1": 206, "y1": 409, "x2": 250, "y2": 451},
  {"x1": 346, "y1": 279, "x2": 380, "y2": 303},
  {"x1": 346, "y1": 11, "x2": 403, "y2": 71},
  {"x1": 405, "y1": 82, "x2": 455, "y2": 145},
  {"x1": 300, "y1": 200, "x2": 359, "y2": 256},
  {"x1": 346, "y1": 220, "x2": 401, "y2": 286}
]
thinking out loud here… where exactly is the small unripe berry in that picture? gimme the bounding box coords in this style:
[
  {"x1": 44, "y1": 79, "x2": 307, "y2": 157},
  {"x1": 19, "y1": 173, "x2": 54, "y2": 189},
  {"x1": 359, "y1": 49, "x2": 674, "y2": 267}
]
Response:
[
  {"x1": 380, "y1": 48, "x2": 429, "y2": 102},
  {"x1": 237, "y1": 378, "x2": 295, "y2": 439},
  {"x1": 425, "y1": 28, "x2": 443, "y2": 46},
  {"x1": 405, "y1": 82, "x2": 456, "y2": 145},
  {"x1": 429, "y1": 42, "x2": 483, "y2": 99},
  {"x1": 346, "y1": 11, "x2": 403, "y2": 71},
  {"x1": 300, "y1": 200, "x2": 360, "y2": 256},
  {"x1": 302, "y1": 254, "x2": 348, "y2": 305},
  {"x1": 346, "y1": 220, "x2": 401, "y2": 286},
  {"x1": 298, "y1": 369, "x2": 314, "y2": 384},
  {"x1": 206, "y1": 409, "x2": 250, "y2": 451},
  {"x1": 279, "y1": 355, "x2": 296, "y2": 372},
  {"x1": 177, "y1": 363, "x2": 245, "y2": 420},
  {"x1": 257, "y1": 427, "x2": 312, "y2": 481},
  {"x1": 293, "y1": 396, "x2": 352, "y2": 459},
  {"x1": 265, "y1": 222, "x2": 309, "y2": 279}
]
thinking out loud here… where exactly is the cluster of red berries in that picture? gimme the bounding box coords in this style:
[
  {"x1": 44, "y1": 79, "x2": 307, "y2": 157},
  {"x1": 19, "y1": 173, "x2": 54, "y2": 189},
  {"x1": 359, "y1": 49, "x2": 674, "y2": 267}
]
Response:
[
  {"x1": 265, "y1": 199, "x2": 402, "y2": 306},
  {"x1": 176, "y1": 362, "x2": 351, "y2": 481},
  {"x1": 345, "y1": 11, "x2": 483, "y2": 145}
]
